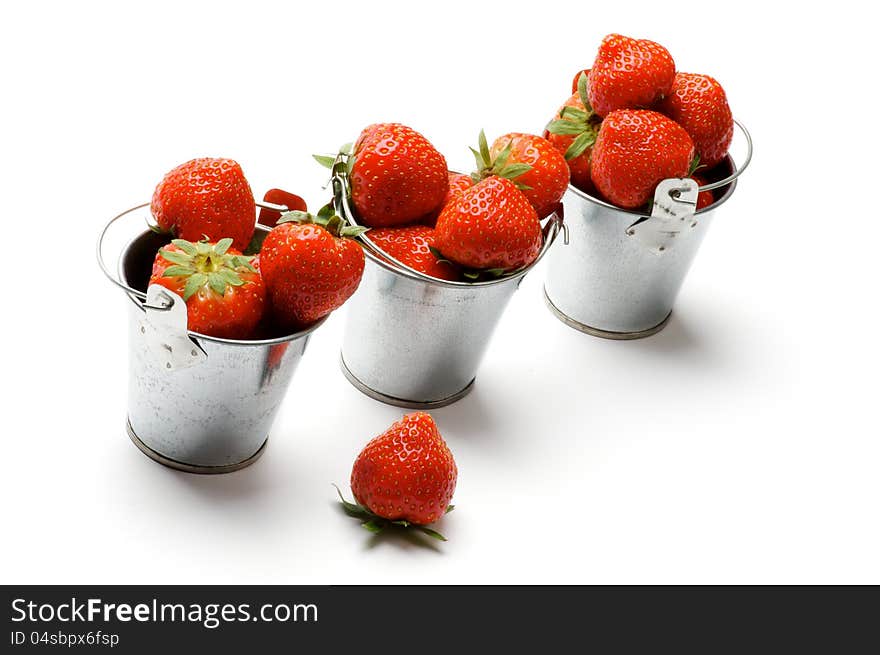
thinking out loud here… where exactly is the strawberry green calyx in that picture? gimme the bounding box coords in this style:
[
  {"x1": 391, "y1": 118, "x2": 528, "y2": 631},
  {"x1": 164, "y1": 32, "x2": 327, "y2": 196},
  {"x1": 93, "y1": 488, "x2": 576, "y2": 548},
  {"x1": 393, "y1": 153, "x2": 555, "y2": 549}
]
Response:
[
  {"x1": 333, "y1": 484, "x2": 453, "y2": 542},
  {"x1": 276, "y1": 203, "x2": 368, "y2": 239},
  {"x1": 469, "y1": 129, "x2": 533, "y2": 189},
  {"x1": 159, "y1": 238, "x2": 256, "y2": 301},
  {"x1": 547, "y1": 72, "x2": 602, "y2": 161}
]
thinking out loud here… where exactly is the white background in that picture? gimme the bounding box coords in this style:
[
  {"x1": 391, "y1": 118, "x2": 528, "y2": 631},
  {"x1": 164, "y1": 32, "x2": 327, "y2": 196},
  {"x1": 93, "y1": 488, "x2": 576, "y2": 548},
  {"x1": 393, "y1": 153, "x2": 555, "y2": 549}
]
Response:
[{"x1": 2, "y1": 1, "x2": 878, "y2": 584}]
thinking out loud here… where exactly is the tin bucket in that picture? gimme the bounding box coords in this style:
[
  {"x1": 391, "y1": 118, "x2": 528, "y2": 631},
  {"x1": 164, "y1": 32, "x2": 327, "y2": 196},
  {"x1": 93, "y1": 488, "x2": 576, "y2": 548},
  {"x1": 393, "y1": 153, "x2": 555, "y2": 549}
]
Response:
[
  {"x1": 97, "y1": 203, "x2": 326, "y2": 474},
  {"x1": 330, "y1": 161, "x2": 564, "y2": 408},
  {"x1": 544, "y1": 119, "x2": 752, "y2": 339}
]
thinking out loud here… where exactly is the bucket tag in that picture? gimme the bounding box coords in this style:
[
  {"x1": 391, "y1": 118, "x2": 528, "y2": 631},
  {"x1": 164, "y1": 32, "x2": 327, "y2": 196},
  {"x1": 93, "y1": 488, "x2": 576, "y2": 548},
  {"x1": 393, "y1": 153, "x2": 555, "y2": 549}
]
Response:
[
  {"x1": 626, "y1": 178, "x2": 699, "y2": 255},
  {"x1": 140, "y1": 285, "x2": 207, "y2": 371}
]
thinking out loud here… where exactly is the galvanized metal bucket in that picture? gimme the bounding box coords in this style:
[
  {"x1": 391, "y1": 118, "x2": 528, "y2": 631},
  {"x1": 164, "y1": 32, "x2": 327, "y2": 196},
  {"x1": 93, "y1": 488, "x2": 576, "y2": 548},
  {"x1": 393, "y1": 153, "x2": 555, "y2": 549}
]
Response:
[
  {"x1": 544, "y1": 119, "x2": 752, "y2": 339},
  {"x1": 97, "y1": 203, "x2": 325, "y2": 474},
  {"x1": 330, "y1": 161, "x2": 564, "y2": 408}
]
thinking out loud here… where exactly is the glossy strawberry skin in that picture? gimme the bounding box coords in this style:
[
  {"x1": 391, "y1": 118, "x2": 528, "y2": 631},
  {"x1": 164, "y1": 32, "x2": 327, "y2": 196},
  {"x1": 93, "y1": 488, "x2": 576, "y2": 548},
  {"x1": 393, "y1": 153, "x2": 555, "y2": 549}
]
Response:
[
  {"x1": 259, "y1": 223, "x2": 365, "y2": 327},
  {"x1": 489, "y1": 133, "x2": 568, "y2": 219},
  {"x1": 591, "y1": 109, "x2": 695, "y2": 209},
  {"x1": 659, "y1": 73, "x2": 733, "y2": 169},
  {"x1": 151, "y1": 158, "x2": 256, "y2": 250},
  {"x1": 446, "y1": 172, "x2": 474, "y2": 204},
  {"x1": 588, "y1": 34, "x2": 676, "y2": 117},
  {"x1": 544, "y1": 94, "x2": 597, "y2": 193},
  {"x1": 351, "y1": 413, "x2": 457, "y2": 526},
  {"x1": 422, "y1": 172, "x2": 474, "y2": 227},
  {"x1": 434, "y1": 176, "x2": 542, "y2": 271},
  {"x1": 691, "y1": 174, "x2": 714, "y2": 210},
  {"x1": 350, "y1": 123, "x2": 449, "y2": 227},
  {"x1": 368, "y1": 225, "x2": 460, "y2": 281},
  {"x1": 149, "y1": 244, "x2": 266, "y2": 339}
]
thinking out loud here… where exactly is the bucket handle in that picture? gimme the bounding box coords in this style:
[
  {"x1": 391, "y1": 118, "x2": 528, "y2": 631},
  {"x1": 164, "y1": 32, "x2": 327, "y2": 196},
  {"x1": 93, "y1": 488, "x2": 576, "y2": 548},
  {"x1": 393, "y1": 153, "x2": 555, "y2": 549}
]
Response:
[
  {"x1": 330, "y1": 157, "x2": 565, "y2": 287},
  {"x1": 696, "y1": 118, "x2": 752, "y2": 193},
  {"x1": 96, "y1": 200, "x2": 292, "y2": 309}
]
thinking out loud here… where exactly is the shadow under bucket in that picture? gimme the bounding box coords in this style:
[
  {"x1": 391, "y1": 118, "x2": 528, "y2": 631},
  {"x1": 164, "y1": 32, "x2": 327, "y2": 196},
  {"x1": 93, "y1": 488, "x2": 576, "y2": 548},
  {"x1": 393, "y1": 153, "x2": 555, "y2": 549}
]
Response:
[
  {"x1": 331, "y1": 162, "x2": 563, "y2": 408},
  {"x1": 544, "y1": 119, "x2": 751, "y2": 339},
  {"x1": 98, "y1": 204, "x2": 325, "y2": 474}
]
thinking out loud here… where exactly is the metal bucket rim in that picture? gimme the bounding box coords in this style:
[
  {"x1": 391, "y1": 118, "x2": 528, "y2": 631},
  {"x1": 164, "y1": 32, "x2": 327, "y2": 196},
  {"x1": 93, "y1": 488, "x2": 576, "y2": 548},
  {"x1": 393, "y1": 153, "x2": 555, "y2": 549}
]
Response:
[
  {"x1": 356, "y1": 212, "x2": 561, "y2": 289},
  {"x1": 566, "y1": 154, "x2": 738, "y2": 216},
  {"x1": 331, "y1": 163, "x2": 563, "y2": 289},
  {"x1": 564, "y1": 116, "x2": 751, "y2": 216},
  {"x1": 100, "y1": 203, "x2": 328, "y2": 347}
]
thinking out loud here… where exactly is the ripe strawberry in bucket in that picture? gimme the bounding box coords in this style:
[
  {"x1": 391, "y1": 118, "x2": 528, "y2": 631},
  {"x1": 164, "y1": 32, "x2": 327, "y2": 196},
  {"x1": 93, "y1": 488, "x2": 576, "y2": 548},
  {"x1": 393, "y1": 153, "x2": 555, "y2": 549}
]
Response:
[
  {"x1": 658, "y1": 72, "x2": 734, "y2": 169},
  {"x1": 150, "y1": 157, "x2": 256, "y2": 250},
  {"x1": 259, "y1": 206, "x2": 366, "y2": 328},
  {"x1": 348, "y1": 123, "x2": 449, "y2": 227},
  {"x1": 336, "y1": 412, "x2": 457, "y2": 541},
  {"x1": 368, "y1": 225, "x2": 460, "y2": 281},
  {"x1": 590, "y1": 109, "x2": 695, "y2": 209},
  {"x1": 434, "y1": 176, "x2": 542, "y2": 274},
  {"x1": 149, "y1": 238, "x2": 266, "y2": 339},
  {"x1": 587, "y1": 33, "x2": 676, "y2": 117},
  {"x1": 470, "y1": 130, "x2": 568, "y2": 220}
]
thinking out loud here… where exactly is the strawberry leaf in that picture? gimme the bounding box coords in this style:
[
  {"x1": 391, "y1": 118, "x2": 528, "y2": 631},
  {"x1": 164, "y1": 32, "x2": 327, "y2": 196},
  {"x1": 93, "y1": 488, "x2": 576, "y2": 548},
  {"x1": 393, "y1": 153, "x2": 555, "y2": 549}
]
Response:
[
  {"x1": 171, "y1": 239, "x2": 198, "y2": 256},
  {"x1": 498, "y1": 163, "x2": 532, "y2": 180},
  {"x1": 217, "y1": 270, "x2": 244, "y2": 286},
  {"x1": 688, "y1": 154, "x2": 701, "y2": 176},
  {"x1": 414, "y1": 526, "x2": 448, "y2": 541},
  {"x1": 478, "y1": 129, "x2": 491, "y2": 168},
  {"x1": 565, "y1": 131, "x2": 596, "y2": 160},
  {"x1": 493, "y1": 139, "x2": 513, "y2": 170},
  {"x1": 207, "y1": 273, "x2": 227, "y2": 296},
  {"x1": 361, "y1": 520, "x2": 385, "y2": 534},
  {"x1": 560, "y1": 106, "x2": 589, "y2": 121},
  {"x1": 577, "y1": 71, "x2": 592, "y2": 112},
  {"x1": 213, "y1": 238, "x2": 234, "y2": 256},
  {"x1": 161, "y1": 265, "x2": 194, "y2": 278},
  {"x1": 547, "y1": 120, "x2": 586, "y2": 136},
  {"x1": 182, "y1": 273, "x2": 207, "y2": 301},
  {"x1": 313, "y1": 154, "x2": 335, "y2": 169},
  {"x1": 159, "y1": 249, "x2": 192, "y2": 266}
]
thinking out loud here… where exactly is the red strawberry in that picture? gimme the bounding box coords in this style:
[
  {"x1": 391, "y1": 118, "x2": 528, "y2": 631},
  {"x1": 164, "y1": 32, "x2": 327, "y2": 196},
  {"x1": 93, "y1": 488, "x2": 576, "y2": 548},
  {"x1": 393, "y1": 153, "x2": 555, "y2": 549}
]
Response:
[
  {"x1": 151, "y1": 158, "x2": 256, "y2": 250},
  {"x1": 257, "y1": 189, "x2": 308, "y2": 227},
  {"x1": 571, "y1": 68, "x2": 590, "y2": 93},
  {"x1": 337, "y1": 412, "x2": 457, "y2": 539},
  {"x1": 421, "y1": 172, "x2": 474, "y2": 227},
  {"x1": 446, "y1": 172, "x2": 474, "y2": 204},
  {"x1": 149, "y1": 238, "x2": 265, "y2": 339},
  {"x1": 481, "y1": 132, "x2": 568, "y2": 219},
  {"x1": 691, "y1": 174, "x2": 714, "y2": 210},
  {"x1": 590, "y1": 109, "x2": 695, "y2": 209},
  {"x1": 588, "y1": 34, "x2": 676, "y2": 117},
  {"x1": 544, "y1": 72, "x2": 603, "y2": 194},
  {"x1": 259, "y1": 209, "x2": 365, "y2": 328},
  {"x1": 434, "y1": 176, "x2": 542, "y2": 272},
  {"x1": 349, "y1": 123, "x2": 449, "y2": 227},
  {"x1": 659, "y1": 72, "x2": 733, "y2": 169},
  {"x1": 368, "y1": 225, "x2": 460, "y2": 281}
]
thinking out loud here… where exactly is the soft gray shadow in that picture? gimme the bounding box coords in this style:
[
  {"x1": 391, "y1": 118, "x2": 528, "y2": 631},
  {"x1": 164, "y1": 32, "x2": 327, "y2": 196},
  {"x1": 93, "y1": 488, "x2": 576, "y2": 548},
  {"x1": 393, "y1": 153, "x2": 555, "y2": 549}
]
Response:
[
  {"x1": 430, "y1": 384, "x2": 503, "y2": 445},
  {"x1": 158, "y1": 447, "x2": 278, "y2": 502}
]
